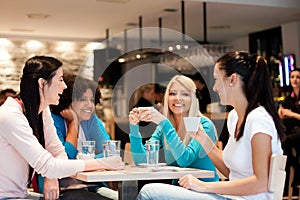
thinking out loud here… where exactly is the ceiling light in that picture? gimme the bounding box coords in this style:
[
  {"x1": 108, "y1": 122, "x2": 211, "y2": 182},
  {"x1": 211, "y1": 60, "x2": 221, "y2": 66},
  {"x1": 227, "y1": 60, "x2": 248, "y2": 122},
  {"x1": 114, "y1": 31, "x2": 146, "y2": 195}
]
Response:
[
  {"x1": 176, "y1": 44, "x2": 181, "y2": 50},
  {"x1": 96, "y1": 0, "x2": 130, "y2": 3},
  {"x1": 126, "y1": 22, "x2": 138, "y2": 27},
  {"x1": 209, "y1": 25, "x2": 231, "y2": 30},
  {"x1": 10, "y1": 28, "x2": 34, "y2": 32},
  {"x1": 26, "y1": 13, "x2": 50, "y2": 19},
  {"x1": 163, "y1": 8, "x2": 177, "y2": 12},
  {"x1": 118, "y1": 58, "x2": 125, "y2": 63}
]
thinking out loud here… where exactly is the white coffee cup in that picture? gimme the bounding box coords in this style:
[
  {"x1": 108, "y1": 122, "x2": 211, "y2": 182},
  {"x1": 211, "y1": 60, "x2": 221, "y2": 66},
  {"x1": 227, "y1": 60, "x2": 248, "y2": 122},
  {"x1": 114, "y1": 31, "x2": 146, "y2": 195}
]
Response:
[{"x1": 183, "y1": 117, "x2": 201, "y2": 132}]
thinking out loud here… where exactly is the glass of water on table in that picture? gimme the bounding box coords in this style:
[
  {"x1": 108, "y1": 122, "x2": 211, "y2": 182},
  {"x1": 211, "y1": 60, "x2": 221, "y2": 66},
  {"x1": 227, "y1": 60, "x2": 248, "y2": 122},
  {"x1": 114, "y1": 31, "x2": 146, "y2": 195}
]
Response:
[{"x1": 81, "y1": 140, "x2": 95, "y2": 160}]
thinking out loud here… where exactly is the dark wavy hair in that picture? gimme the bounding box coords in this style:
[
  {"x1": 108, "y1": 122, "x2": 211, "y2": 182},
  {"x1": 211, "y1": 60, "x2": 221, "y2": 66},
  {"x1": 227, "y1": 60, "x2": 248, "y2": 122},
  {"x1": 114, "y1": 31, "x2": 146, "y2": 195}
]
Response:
[
  {"x1": 50, "y1": 73, "x2": 101, "y2": 115},
  {"x1": 216, "y1": 51, "x2": 285, "y2": 141}
]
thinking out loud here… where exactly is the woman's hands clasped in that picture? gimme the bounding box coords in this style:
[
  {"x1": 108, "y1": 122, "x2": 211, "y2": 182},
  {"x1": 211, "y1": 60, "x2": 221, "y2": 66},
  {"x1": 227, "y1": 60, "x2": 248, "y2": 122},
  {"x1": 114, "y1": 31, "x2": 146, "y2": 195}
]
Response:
[{"x1": 129, "y1": 107, "x2": 166, "y2": 125}]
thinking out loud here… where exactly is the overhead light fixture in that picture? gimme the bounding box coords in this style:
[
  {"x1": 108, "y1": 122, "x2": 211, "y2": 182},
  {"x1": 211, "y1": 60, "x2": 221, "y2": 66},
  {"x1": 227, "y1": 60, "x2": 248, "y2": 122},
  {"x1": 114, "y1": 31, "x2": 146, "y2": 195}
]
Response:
[
  {"x1": 26, "y1": 13, "x2": 50, "y2": 19},
  {"x1": 135, "y1": 54, "x2": 141, "y2": 59},
  {"x1": 118, "y1": 58, "x2": 125, "y2": 63},
  {"x1": 96, "y1": 0, "x2": 130, "y2": 3},
  {"x1": 126, "y1": 22, "x2": 138, "y2": 27},
  {"x1": 10, "y1": 28, "x2": 34, "y2": 32},
  {"x1": 209, "y1": 25, "x2": 231, "y2": 30},
  {"x1": 163, "y1": 8, "x2": 177, "y2": 12}
]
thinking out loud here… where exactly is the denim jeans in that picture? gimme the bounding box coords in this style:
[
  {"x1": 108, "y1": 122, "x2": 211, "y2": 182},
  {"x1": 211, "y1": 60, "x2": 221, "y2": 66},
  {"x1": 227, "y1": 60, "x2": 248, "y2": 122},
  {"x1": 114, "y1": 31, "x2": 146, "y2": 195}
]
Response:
[{"x1": 137, "y1": 183, "x2": 233, "y2": 200}]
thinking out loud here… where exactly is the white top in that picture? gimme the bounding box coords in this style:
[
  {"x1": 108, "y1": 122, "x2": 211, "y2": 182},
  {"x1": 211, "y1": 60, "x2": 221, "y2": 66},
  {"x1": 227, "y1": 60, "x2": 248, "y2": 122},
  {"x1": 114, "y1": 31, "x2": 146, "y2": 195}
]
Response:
[
  {"x1": 0, "y1": 97, "x2": 85, "y2": 198},
  {"x1": 223, "y1": 106, "x2": 282, "y2": 200}
]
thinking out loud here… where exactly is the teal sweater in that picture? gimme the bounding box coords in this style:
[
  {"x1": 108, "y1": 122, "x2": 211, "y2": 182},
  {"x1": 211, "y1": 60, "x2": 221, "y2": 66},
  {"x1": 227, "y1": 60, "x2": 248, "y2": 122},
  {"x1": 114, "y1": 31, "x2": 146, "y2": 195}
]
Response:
[{"x1": 129, "y1": 117, "x2": 219, "y2": 182}]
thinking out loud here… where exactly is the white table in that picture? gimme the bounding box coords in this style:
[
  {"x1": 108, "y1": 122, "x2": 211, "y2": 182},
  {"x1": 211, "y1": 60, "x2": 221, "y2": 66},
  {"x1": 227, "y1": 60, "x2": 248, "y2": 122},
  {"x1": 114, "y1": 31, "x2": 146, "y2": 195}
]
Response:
[{"x1": 75, "y1": 165, "x2": 214, "y2": 199}]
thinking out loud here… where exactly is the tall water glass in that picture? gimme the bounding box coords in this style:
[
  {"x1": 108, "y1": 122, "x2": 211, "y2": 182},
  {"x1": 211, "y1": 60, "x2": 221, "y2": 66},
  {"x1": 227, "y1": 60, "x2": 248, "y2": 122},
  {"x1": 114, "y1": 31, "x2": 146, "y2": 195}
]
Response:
[
  {"x1": 145, "y1": 140, "x2": 160, "y2": 166},
  {"x1": 81, "y1": 140, "x2": 95, "y2": 160},
  {"x1": 106, "y1": 140, "x2": 121, "y2": 157}
]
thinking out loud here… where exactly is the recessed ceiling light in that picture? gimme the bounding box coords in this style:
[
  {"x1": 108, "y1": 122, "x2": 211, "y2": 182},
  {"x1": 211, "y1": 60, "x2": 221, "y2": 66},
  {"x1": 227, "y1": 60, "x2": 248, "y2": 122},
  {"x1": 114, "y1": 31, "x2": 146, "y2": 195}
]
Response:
[
  {"x1": 163, "y1": 8, "x2": 177, "y2": 12},
  {"x1": 26, "y1": 13, "x2": 50, "y2": 19},
  {"x1": 10, "y1": 28, "x2": 34, "y2": 32},
  {"x1": 209, "y1": 25, "x2": 231, "y2": 30},
  {"x1": 96, "y1": 0, "x2": 130, "y2": 3},
  {"x1": 126, "y1": 22, "x2": 138, "y2": 26}
]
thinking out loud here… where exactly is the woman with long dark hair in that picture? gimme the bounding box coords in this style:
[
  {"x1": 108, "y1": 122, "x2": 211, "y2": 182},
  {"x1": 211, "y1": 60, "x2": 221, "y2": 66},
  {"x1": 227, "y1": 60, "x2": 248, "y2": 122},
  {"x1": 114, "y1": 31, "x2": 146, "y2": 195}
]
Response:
[
  {"x1": 137, "y1": 51, "x2": 285, "y2": 200},
  {"x1": 0, "y1": 56, "x2": 124, "y2": 200}
]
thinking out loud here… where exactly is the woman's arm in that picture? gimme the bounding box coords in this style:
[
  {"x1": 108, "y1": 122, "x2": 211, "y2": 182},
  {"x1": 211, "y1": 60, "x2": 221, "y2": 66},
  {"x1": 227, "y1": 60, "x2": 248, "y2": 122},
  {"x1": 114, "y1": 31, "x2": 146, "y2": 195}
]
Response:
[
  {"x1": 180, "y1": 133, "x2": 271, "y2": 196},
  {"x1": 279, "y1": 107, "x2": 300, "y2": 120},
  {"x1": 51, "y1": 113, "x2": 78, "y2": 159}
]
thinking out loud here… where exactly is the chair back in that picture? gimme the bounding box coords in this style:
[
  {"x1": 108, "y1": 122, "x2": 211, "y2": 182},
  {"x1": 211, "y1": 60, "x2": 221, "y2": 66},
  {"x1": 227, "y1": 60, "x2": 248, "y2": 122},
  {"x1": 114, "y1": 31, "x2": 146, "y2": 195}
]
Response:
[
  {"x1": 124, "y1": 142, "x2": 135, "y2": 166},
  {"x1": 268, "y1": 154, "x2": 287, "y2": 200}
]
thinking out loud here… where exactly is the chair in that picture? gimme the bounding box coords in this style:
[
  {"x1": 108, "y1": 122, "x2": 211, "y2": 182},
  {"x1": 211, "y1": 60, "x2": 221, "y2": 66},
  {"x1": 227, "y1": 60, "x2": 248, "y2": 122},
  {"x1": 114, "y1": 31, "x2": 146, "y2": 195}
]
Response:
[
  {"x1": 285, "y1": 147, "x2": 300, "y2": 200},
  {"x1": 124, "y1": 142, "x2": 135, "y2": 166},
  {"x1": 268, "y1": 154, "x2": 287, "y2": 200}
]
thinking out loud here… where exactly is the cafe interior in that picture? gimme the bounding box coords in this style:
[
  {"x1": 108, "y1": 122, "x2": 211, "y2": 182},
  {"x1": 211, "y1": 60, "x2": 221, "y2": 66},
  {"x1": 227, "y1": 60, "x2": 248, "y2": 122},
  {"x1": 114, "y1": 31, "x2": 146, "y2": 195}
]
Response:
[{"x1": 1, "y1": 0, "x2": 300, "y2": 199}]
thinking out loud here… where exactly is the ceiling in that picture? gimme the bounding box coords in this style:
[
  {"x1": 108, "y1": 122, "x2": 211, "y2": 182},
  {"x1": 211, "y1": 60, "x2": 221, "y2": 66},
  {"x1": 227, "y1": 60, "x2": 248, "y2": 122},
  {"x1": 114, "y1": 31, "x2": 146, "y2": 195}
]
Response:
[{"x1": 1, "y1": 0, "x2": 300, "y2": 44}]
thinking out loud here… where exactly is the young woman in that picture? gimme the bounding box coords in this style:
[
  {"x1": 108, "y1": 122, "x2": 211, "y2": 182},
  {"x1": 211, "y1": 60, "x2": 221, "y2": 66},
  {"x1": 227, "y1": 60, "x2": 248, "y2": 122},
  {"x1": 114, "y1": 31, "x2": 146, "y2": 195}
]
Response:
[
  {"x1": 137, "y1": 51, "x2": 285, "y2": 200},
  {"x1": 278, "y1": 68, "x2": 300, "y2": 188},
  {"x1": 129, "y1": 75, "x2": 219, "y2": 183},
  {"x1": 36, "y1": 73, "x2": 113, "y2": 198},
  {"x1": 0, "y1": 56, "x2": 124, "y2": 200}
]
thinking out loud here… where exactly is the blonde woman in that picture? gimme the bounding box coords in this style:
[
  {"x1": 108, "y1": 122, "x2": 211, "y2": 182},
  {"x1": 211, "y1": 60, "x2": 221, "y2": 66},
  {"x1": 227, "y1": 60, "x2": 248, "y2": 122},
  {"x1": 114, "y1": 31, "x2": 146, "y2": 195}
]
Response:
[{"x1": 129, "y1": 75, "x2": 219, "y2": 183}]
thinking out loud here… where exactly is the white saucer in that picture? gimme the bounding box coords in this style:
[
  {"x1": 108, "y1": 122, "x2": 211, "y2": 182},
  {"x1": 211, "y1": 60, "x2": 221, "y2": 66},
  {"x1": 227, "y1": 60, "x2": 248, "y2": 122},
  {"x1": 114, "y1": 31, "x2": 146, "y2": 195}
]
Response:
[{"x1": 138, "y1": 163, "x2": 167, "y2": 168}]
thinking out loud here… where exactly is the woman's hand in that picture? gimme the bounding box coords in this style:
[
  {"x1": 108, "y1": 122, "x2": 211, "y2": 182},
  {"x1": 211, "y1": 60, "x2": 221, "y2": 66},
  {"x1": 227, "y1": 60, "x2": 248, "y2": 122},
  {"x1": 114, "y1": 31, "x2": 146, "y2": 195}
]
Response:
[
  {"x1": 129, "y1": 108, "x2": 140, "y2": 125},
  {"x1": 190, "y1": 125, "x2": 215, "y2": 155},
  {"x1": 178, "y1": 174, "x2": 207, "y2": 193},
  {"x1": 60, "y1": 107, "x2": 77, "y2": 124},
  {"x1": 43, "y1": 178, "x2": 60, "y2": 200},
  {"x1": 278, "y1": 107, "x2": 295, "y2": 119},
  {"x1": 96, "y1": 156, "x2": 125, "y2": 170},
  {"x1": 138, "y1": 107, "x2": 166, "y2": 124}
]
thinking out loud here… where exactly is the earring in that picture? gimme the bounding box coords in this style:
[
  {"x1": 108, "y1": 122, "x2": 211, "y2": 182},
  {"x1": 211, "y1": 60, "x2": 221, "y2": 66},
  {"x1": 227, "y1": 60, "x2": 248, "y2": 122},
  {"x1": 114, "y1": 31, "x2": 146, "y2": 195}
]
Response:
[{"x1": 229, "y1": 83, "x2": 233, "y2": 86}]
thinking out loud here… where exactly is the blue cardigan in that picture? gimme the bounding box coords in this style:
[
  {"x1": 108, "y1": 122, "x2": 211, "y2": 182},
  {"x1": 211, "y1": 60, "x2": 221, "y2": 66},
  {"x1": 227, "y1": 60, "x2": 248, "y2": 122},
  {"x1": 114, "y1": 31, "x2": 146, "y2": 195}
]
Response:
[
  {"x1": 130, "y1": 117, "x2": 219, "y2": 182},
  {"x1": 37, "y1": 113, "x2": 110, "y2": 193}
]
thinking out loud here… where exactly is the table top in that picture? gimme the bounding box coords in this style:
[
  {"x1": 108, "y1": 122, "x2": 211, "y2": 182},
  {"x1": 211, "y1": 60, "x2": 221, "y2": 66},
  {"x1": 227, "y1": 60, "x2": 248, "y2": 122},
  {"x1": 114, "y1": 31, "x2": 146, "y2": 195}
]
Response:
[{"x1": 75, "y1": 165, "x2": 214, "y2": 182}]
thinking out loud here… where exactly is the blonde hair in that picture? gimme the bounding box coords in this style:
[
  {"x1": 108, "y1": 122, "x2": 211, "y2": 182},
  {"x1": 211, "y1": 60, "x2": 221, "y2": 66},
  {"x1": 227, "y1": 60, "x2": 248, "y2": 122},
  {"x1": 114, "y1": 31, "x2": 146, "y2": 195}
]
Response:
[{"x1": 163, "y1": 75, "x2": 204, "y2": 147}]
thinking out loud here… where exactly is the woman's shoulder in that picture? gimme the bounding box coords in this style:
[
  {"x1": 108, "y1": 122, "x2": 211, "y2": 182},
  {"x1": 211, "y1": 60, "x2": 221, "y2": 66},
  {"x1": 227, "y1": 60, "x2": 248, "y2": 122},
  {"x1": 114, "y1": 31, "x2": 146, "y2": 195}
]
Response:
[{"x1": 248, "y1": 106, "x2": 271, "y2": 119}]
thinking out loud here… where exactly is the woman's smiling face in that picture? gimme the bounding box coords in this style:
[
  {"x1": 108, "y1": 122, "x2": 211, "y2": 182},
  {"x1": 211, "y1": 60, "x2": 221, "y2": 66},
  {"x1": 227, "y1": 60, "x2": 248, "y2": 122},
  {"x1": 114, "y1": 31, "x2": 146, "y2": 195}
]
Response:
[
  {"x1": 71, "y1": 88, "x2": 95, "y2": 122},
  {"x1": 167, "y1": 81, "x2": 191, "y2": 116}
]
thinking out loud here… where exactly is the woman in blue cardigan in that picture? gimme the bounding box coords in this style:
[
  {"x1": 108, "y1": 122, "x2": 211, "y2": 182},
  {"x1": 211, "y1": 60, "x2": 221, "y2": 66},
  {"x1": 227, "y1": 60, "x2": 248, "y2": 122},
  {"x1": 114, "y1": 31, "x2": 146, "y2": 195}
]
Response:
[
  {"x1": 129, "y1": 75, "x2": 219, "y2": 183},
  {"x1": 38, "y1": 73, "x2": 112, "y2": 199}
]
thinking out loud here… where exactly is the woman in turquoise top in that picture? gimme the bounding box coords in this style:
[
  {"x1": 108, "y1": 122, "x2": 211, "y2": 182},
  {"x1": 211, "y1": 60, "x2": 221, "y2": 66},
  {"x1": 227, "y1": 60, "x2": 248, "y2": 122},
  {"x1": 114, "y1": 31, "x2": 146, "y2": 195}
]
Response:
[{"x1": 129, "y1": 75, "x2": 219, "y2": 183}]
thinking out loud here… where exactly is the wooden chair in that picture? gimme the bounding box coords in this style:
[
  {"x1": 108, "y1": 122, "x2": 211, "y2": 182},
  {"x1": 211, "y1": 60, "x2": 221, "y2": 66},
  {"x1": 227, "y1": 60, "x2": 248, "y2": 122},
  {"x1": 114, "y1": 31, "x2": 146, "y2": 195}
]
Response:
[
  {"x1": 124, "y1": 142, "x2": 135, "y2": 166},
  {"x1": 268, "y1": 154, "x2": 287, "y2": 200}
]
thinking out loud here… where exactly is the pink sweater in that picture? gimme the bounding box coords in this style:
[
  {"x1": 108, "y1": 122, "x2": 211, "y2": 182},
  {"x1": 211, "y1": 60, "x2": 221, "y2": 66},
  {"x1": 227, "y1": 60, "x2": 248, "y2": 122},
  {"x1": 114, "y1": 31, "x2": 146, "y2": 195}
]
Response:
[{"x1": 0, "y1": 97, "x2": 85, "y2": 198}]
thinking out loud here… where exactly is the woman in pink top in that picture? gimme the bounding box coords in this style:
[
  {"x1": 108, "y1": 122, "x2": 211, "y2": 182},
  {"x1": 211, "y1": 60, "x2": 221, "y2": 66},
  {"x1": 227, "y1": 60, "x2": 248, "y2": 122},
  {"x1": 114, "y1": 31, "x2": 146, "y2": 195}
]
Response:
[{"x1": 0, "y1": 56, "x2": 124, "y2": 200}]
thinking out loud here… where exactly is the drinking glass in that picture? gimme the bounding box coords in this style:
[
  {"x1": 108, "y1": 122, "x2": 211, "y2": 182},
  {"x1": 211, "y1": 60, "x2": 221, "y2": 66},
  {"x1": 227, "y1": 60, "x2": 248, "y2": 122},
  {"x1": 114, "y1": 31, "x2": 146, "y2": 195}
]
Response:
[
  {"x1": 81, "y1": 140, "x2": 95, "y2": 160},
  {"x1": 145, "y1": 140, "x2": 160, "y2": 166},
  {"x1": 106, "y1": 140, "x2": 121, "y2": 157}
]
